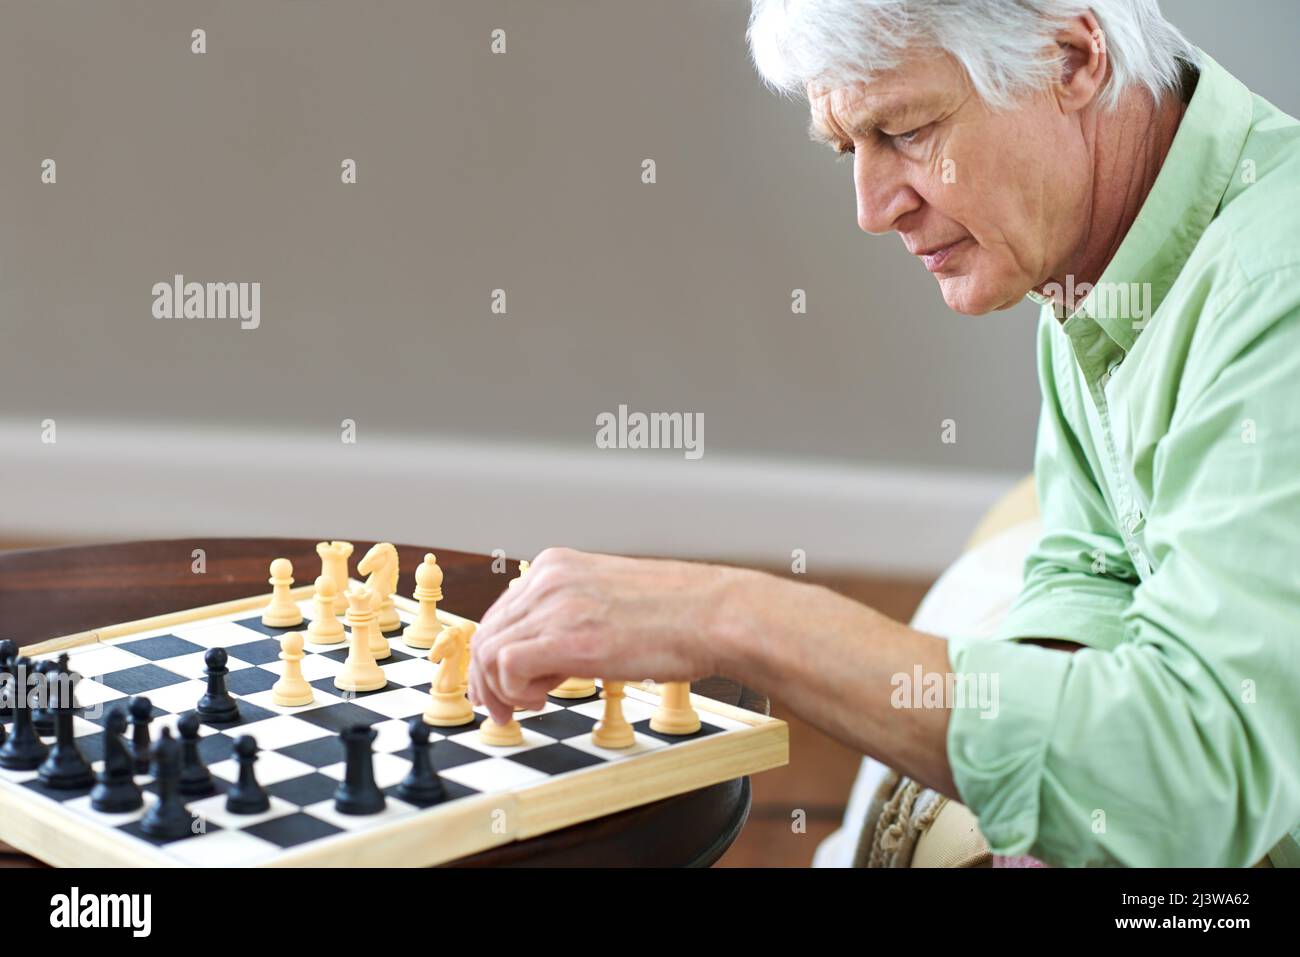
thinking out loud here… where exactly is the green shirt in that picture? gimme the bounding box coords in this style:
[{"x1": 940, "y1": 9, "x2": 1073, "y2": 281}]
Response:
[{"x1": 946, "y1": 50, "x2": 1300, "y2": 867}]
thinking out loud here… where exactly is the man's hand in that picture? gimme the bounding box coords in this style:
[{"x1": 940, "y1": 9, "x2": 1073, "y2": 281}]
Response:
[
  {"x1": 469, "y1": 548, "x2": 738, "y2": 725},
  {"x1": 469, "y1": 546, "x2": 958, "y2": 796}
]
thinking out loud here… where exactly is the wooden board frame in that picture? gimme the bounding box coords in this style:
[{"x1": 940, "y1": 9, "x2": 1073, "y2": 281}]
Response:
[{"x1": 0, "y1": 588, "x2": 788, "y2": 867}]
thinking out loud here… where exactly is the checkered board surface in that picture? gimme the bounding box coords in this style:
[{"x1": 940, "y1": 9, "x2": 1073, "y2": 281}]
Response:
[{"x1": 0, "y1": 588, "x2": 785, "y2": 867}]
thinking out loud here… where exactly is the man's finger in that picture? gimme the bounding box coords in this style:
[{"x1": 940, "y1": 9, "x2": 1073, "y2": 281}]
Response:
[
  {"x1": 473, "y1": 665, "x2": 514, "y2": 725},
  {"x1": 497, "y1": 636, "x2": 576, "y2": 700}
]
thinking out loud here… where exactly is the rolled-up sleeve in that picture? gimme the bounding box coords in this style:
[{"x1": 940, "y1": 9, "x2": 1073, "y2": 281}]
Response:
[{"x1": 948, "y1": 283, "x2": 1300, "y2": 866}]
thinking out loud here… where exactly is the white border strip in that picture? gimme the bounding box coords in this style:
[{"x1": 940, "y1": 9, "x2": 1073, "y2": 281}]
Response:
[{"x1": 0, "y1": 419, "x2": 1019, "y2": 575}]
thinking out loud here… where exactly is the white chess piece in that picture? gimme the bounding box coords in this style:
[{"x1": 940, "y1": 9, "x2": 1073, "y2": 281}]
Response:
[
  {"x1": 363, "y1": 599, "x2": 391, "y2": 661},
  {"x1": 650, "y1": 681, "x2": 700, "y2": 735},
  {"x1": 549, "y1": 676, "x2": 597, "y2": 699},
  {"x1": 273, "y1": 632, "x2": 315, "y2": 707},
  {"x1": 307, "y1": 575, "x2": 345, "y2": 645},
  {"x1": 316, "y1": 541, "x2": 353, "y2": 615},
  {"x1": 479, "y1": 712, "x2": 523, "y2": 747},
  {"x1": 508, "y1": 559, "x2": 531, "y2": 589},
  {"x1": 402, "y1": 554, "x2": 444, "y2": 650},
  {"x1": 262, "y1": 558, "x2": 304, "y2": 628},
  {"x1": 358, "y1": 542, "x2": 401, "y2": 633},
  {"x1": 592, "y1": 681, "x2": 634, "y2": 749},
  {"x1": 335, "y1": 586, "x2": 386, "y2": 693},
  {"x1": 423, "y1": 624, "x2": 474, "y2": 726},
  {"x1": 457, "y1": 621, "x2": 475, "y2": 695}
]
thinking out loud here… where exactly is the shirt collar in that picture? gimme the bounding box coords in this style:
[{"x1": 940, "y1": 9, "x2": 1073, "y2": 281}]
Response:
[{"x1": 1029, "y1": 49, "x2": 1254, "y2": 362}]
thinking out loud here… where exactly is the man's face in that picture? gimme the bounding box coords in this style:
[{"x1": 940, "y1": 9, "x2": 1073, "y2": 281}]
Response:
[{"x1": 809, "y1": 52, "x2": 1091, "y2": 314}]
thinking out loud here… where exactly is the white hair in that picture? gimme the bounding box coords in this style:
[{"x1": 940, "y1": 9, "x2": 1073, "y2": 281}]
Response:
[{"x1": 747, "y1": 0, "x2": 1199, "y2": 109}]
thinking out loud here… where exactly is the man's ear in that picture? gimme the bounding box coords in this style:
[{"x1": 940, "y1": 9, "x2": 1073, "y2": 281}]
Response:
[{"x1": 1054, "y1": 10, "x2": 1107, "y2": 113}]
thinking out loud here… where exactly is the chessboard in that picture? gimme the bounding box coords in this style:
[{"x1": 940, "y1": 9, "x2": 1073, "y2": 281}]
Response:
[{"x1": 0, "y1": 584, "x2": 788, "y2": 867}]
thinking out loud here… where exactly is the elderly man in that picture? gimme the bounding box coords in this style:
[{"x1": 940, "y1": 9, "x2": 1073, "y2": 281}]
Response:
[{"x1": 470, "y1": 0, "x2": 1300, "y2": 867}]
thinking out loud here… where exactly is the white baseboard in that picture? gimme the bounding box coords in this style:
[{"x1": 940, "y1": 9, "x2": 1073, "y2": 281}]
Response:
[{"x1": 0, "y1": 419, "x2": 1021, "y2": 576}]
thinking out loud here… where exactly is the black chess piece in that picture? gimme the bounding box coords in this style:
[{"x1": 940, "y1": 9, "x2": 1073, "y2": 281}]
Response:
[
  {"x1": 396, "y1": 717, "x2": 445, "y2": 807},
  {"x1": 56, "y1": 653, "x2": 81, "y2": 710},
  {"x1": 0, "y1": 640, "x2": 16, "y2": 689},
  {"x1": 91, "y1": 708, "x2": 144, "y2": 813},
  {"x1": 139, "y1": 728, "x2": 193, "y2": 840},
  {"x1": 177, "y1": 712, "x2": 215, "y2": 798},
  {"x1": 0, "y1": 641, "x2": 15, "y2": 701},
  {"x1": 128, "y1": 696, "x2": 154, "y2": 775},
  {"x1": 225, "y1": 735, "x2": 270, "y2": 814},
  {"x1": 30, "y1": 660, "x2": 56, "y2": 736},
  {"x1": 37, "y1": 678, "x2": 94, "y2": 789},
  {"x1": 195, "y1": 648, "x2": 240, "y2": 724},
  {"x1": 334, "y1": 724, "x2": 385, "y2": 815},
  {"x1": 0, "y1": 657, "x2": 50, "y2": 771},
  {"x1": 0, "y1": 639, "x2": 16, "y2": 745}
]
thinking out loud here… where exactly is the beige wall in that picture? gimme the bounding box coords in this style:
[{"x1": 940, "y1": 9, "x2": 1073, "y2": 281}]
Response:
[{"x1": 2, "y1": 0, "x2": 1296, "y2": 477}]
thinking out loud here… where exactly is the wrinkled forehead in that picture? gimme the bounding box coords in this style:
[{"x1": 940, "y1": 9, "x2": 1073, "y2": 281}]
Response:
[{"x1": 806, "y1": 51, "x2": 965, "y2": 138}]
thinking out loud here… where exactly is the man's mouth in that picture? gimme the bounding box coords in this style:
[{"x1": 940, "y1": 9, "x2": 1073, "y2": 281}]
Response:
[{"x1": 913, "y1": 238, "x2": 969, "y2": 273}]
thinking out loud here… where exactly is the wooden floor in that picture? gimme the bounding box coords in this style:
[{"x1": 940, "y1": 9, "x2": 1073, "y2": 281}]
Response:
[
  {"x1": 715, "y1": 572, "x2": 934, "y2": 868},
  {"x1": 0, "y1": 538, "x2": 933, "y2": 868}
]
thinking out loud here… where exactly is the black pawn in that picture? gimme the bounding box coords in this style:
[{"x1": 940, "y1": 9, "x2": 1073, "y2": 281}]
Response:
[
  {"x1": 0, "y1": 639, "x2": 16, "y2": 687},
  {"x1": 128, "y1": 696, "x2": 154, "y2": 774},
  {"x1": 177, "y1": 712, "x2": 215, "y2": 798},
  {"x1": 30, "y1": 660, "x2": 57, "y2": 736},
  {"x1": 225, "y1": 735, "x2": 270, "y2": 814},
  {"x1": 0, "y1": 641, "x2": 11, "y2": 750},
  {"x1": 56, "y1": 653, "x2": 82, "y2": 710},
  {"x1": 37, "y1": 680, "x2": 94, "y2": 789},
  {"x1": 91, "y1": 708, "x2": 143, "y2": 813},
  {"x1": 140, "y1": 728, "x2": 193, "y2": 840},
  {"x1": 0, "y1": 657, "x2": 50, "y2": 771},
  {"x1": 396, "y1": 718, "x2": 445, "y2": 807},
  {"x1": 0, "y1": 640, "x2": 15, "y2": 743},
  {"x1": 334, "y1": 724, "x2": 385, "y2": 815},
  {"x1": 195, "y1": 648, "x2": 240, "y2": 724}
]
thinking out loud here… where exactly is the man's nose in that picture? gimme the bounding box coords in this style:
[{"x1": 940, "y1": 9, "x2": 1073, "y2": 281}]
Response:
[{"x1": 855, "y1": 153, "x2": 919, "y2": 235}]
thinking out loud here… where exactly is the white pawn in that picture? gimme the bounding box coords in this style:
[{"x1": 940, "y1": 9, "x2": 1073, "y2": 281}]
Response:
[
  {"x1": 549, "y1": 676, "x2": 597, "y2": 699},
  {"x1": 273, "y1": 632, "x2": 314, "y2": 707},
  {"x1": 262, "y1": 558, "x2": 304, "y2": 628},
  {"x1": 592, "y1": 681, "x2": 634, "y2": 749},
  {"x1": 402, "y1": 554, "x2": 444, "y2": 650},
  {"x1": 479, "y1": 714, "x2": 523, "y2": 747},
  {"x1": 335, "y1": 586, "x2": 386, "y2": 693},
  {"x1": 650, "y1": 681, "x2": 700, "y2": 735},
  {"x1": 307, "y1": 576, "x2": 345, "y2": 645}
]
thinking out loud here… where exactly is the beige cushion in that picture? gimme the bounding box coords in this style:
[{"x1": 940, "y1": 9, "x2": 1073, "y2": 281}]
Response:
[{"x1": 912, "y1": 801, "x2": 992, "y2": 868}]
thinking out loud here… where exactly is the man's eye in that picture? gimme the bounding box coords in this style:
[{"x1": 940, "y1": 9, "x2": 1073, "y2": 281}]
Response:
[{"x1": 890, "y1": 127, "x2": 923, "y2": 147}]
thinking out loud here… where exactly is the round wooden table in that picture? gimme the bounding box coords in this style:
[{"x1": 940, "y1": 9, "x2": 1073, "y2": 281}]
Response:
[{"x1": 0, "y1": 539, "x2": 765, "y2": 867}]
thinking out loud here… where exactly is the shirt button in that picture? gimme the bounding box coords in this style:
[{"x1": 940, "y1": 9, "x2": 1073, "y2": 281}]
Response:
[{"x1": 1101, "y1": 359, "x2": 1121, "y2": 389}]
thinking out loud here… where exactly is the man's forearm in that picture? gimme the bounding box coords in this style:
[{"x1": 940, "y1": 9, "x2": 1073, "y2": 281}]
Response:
[{"x1": 712, "y1": 568, "x2": 959, "y2": 797}]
